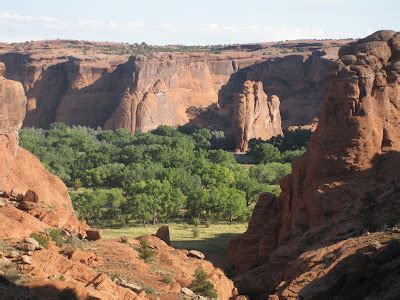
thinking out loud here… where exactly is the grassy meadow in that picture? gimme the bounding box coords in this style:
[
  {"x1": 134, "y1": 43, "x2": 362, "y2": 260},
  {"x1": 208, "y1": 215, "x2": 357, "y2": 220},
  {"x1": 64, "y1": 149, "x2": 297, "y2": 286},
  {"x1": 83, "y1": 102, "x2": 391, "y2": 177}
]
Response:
[{"x1": 103, "y1": 222, "x2": 248, "y2": 268}]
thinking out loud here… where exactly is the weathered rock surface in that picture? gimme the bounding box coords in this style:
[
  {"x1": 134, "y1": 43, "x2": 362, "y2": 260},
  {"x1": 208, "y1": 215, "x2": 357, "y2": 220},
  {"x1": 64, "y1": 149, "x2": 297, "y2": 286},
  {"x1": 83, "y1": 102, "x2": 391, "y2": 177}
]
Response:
[
  {"x1": 229, "y1": 30, "x2": 400, "y2": 298},
  {"x1": 0, "y1": 76, "x2": 86, "y2": 238},
  {"x1": 232, "y1": 81, "x2": 282, "y2": 151},
  {"x1": 155, "y1": 225, "x2": 171, "y2": 245},
  {"x1": 0, "y1": 39, "x2": 346, "y2": 148},
  {"x1": 85, "y1": 229, "x2": 102, "y2": 241}
]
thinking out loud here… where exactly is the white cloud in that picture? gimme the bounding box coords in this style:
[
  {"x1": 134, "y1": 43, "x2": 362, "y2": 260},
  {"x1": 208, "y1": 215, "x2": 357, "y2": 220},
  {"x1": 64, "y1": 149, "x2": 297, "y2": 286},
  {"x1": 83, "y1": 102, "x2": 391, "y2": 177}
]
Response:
[
  {"x1": 159, "y1": 23, "x2": 326, "y2": 43},
  {"x1": 0, "y1": 11, "x2": 145, "y2": 42}
]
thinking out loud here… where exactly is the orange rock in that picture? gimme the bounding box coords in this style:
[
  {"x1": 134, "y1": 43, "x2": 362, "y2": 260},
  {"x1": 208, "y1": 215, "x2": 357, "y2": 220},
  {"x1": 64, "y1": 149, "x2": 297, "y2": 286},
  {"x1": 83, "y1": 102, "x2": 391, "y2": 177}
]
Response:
[
  {"x1": 229, "y1": 30, "x2": 400, "y2": 297},
  {"x1": 0, "y1": 76, "x2": 86, "y2": 237},
  {"x1": 232, "y1": 81, "x2": 282, "y2": 151},
  {"x1": 155, "y1": 225, "x2": 170, "y2": 245}
]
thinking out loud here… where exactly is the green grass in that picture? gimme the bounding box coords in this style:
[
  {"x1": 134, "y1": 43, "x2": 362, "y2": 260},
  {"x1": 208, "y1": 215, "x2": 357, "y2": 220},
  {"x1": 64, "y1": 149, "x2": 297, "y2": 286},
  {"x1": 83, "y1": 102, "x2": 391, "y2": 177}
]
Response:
[{"x1": 103, "y1": 222, "x2": 247, "y2": 268}]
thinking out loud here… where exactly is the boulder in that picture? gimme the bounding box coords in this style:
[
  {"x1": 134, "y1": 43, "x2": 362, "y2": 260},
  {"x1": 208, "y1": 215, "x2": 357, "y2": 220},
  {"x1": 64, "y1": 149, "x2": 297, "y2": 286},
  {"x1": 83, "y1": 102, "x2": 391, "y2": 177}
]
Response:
[
  {"x1": 7, "y1": 250, "x2": 19, "y2": 258},
  {"x1": 21, "y1": 255, "x2": 32, "y2": 265},
  {"x1": 155, "y1": 225, "x2": 170, "y2": 245},
  {"x1": 181, "y1": 287, "x2": 196, "y2": 296},
  {"x1": 24, "y1": 237, "x2": 40, "y2": 249},
  {"x1": 187, "y1": 250, "x2": 205, "y2": 260},
  {"x1": 0, "y1": 257, "x2": 11, "y2": 266},
  {"x1": 18, "y1": 243, "x2": 36, "y2": 252},
  {"x1": 23, "y1": 190, "x2": 39, "y2": 203},
  {"x1": 86, "y1": 229, "x2": 102, "y2": 241}
]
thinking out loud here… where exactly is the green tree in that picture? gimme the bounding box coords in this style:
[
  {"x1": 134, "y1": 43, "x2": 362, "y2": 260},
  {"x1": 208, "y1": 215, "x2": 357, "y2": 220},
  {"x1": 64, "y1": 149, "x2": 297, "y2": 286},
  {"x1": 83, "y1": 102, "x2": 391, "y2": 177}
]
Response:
[
  {"x1": 189, "y1": 268, "x2": 218, "y2": 298},
  {"x1": 250, "y1": 143, "x2": 281, "y2": 164}
]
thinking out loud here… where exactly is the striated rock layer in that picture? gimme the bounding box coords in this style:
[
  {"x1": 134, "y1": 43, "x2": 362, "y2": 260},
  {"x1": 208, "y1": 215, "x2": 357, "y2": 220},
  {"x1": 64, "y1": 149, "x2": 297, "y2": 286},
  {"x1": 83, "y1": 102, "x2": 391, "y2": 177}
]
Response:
[
  {"x1": 232, "y1": 81, "x2": 282, "y2": 151},
  {"x1": 0, "y1": 76, "x2": 86, "y2": 238},
  {"x1": 228, "y1": 30, "x2": 400, "y2": 298},
  {"x1": 0, "y1": 40, "x2": 345, "y2": 149}
]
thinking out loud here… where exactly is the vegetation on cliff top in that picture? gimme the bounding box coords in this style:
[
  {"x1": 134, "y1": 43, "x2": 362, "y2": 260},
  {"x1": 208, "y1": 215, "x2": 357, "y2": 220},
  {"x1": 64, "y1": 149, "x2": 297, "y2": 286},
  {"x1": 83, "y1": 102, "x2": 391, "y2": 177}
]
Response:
[{"x1": 20, "y1": 123, "x2": 308, "y2": 226}]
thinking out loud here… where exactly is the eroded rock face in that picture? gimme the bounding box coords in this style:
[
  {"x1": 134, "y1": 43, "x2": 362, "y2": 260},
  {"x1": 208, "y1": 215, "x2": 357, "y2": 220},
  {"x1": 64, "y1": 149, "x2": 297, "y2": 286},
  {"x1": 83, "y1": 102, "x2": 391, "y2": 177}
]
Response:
[
  {"x1": 0, "y1": 40, "x2": 344, "y2": 142},
  {"x1": 229, "y1": 30, "x2": 400, "y2": 297},
  {"x1": 232, "y1": 81, "x2": 282, "y2": 151},
  {"x1": 0, "y1": 76, "x2": 86, "y2": 238}
]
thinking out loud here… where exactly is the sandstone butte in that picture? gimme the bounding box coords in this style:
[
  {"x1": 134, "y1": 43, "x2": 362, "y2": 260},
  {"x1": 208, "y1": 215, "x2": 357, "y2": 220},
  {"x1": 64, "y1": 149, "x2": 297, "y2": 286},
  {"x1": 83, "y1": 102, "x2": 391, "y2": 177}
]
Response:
[
  {"x1": 0, "y1": 39, "x2": 346, "y2": 151},
  {"x1": 0, "y1": 74, "x2": 236, "y2": 299},
  {"x1": 229, "y1": 30, "x2": 400, "y2": 299}
]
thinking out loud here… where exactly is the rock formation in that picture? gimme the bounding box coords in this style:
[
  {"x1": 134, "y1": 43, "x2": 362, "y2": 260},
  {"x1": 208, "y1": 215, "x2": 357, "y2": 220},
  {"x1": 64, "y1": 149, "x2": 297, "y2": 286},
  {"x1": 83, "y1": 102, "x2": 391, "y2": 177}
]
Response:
[
  {"x1": 0, "y1": 76, "x2": 86, "y2": 238},
  {"x1": 0, "y1": 39, "x2": 346, "y2": 149},
  {"x1": 232, "y1": 81, "x2": 282, "y2": 151},
  {"x1": 0, "y1": 76, "x2": 235, "y2": 299},
  {"x1": 228, "y1": 30, "x2": 400, "y2": 298},
  {"x1": 218, "y1": 50, "x2": 337, "y2": 128}
]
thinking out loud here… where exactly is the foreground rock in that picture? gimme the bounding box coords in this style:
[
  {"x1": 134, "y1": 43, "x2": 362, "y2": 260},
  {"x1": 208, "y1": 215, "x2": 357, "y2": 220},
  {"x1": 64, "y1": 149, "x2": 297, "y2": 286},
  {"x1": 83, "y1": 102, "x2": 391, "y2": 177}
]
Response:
[
  {"x1": 229, "y1": 30, "x2": 400, "y2": 298},
  {"x1": 155, "y1": 225, "x2": 171, "y2": 245}
]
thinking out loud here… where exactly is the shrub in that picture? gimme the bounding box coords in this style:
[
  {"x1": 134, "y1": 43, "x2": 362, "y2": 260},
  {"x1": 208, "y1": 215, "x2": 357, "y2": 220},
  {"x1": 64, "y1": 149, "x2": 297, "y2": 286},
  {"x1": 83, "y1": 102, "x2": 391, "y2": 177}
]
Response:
[
  {"x1": 205, "y1": 220, "x2": 211, "y2": 228},
  {"x1": 189, "y1": 267, "x2": 217, "y2": 298},
  {"x1": 30, "y1": 232, "x2": 49, "y2": 249},
  {"x1": 191, "y1": 227, "x2": 200, "y2": 238},
  {"x1": 162, "y1": 274, "x2": 174, "y2": 284},
  {"x1": 58, "y1": 275, "x2": 65, "y2": 281},
  {"x1": 48, "y1": 228, "x2": 64, "y2": 247},
  {"x1": 138, "y1": 240, "x2": 156, "y2": 263},
  {"x1": 143, "y1": 286, "x2": 156, "y2": 294},
  {"x1": 192, "y1": 217, "x2": 201, "y2": 227}
]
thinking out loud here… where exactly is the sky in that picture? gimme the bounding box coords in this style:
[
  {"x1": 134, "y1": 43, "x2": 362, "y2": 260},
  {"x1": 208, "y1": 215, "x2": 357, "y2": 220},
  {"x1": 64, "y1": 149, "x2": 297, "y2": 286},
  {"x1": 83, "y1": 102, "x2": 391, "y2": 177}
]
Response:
[{"x1": 0, "y1": 0, "x2": 399, "y2": 45}]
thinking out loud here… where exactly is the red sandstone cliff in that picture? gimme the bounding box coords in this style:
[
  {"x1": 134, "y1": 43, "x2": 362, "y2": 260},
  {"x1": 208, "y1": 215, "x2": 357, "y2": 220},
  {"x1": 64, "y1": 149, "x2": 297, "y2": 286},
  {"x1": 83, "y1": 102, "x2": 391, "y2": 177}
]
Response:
[
  {"x1": 228, "y1": 30, "x2": 400, "y2": 298},
  {"x1": 232, "y1": 81, "x2": 282, "y2": 151},
  {"x1": 0, "y1": 40, "x2": 345, "y2": 150},
  {"x1": 0, "y1": 76, "x2": 86, "y2": 238}
]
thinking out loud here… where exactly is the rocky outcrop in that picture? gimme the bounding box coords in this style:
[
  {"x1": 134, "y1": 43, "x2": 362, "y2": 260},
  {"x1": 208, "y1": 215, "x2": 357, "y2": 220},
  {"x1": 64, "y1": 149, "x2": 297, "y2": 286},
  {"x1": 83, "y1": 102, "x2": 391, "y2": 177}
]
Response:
[
  {"x1": 219, "y1": 50, "x2": 337, "y2": 128},
  {"x1": 228, "y1": 30, "x2": 400, "y2": 297},
  {"x1": 232, "y1": 81, "x2": 282, "y2": 151},
  {"x1": 0, "y1": 76, "x2": 86, "y2": 238},
  {"x1": 0, "y1": 40, "x2": 344, "y2": 146},
  {"x1": 0, "y1": 234, "x2": 236, "y2": 299}
]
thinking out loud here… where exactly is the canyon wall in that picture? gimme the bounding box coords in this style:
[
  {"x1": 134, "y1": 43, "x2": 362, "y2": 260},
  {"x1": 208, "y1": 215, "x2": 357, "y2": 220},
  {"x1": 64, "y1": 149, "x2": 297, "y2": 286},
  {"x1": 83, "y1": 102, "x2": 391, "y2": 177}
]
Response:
[
  {"x1": 0, "y1": 74, "x2": 86, "y2": 238},
  {"x1": 228, "y1": 30, "x2": 400, "y2": 297},
  {"x1": 0, "y1": 41, "x2": 342, "y2": 149},
  {"x1": 218, "y1": 50, "x2": 336, "y2": 128}
]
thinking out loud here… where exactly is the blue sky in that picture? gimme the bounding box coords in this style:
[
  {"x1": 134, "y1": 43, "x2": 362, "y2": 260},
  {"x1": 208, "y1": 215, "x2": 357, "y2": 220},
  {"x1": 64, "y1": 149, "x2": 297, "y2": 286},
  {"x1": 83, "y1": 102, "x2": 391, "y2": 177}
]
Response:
[{"x1": 1, "y1": 0, "x2": 399, "y2": 45}]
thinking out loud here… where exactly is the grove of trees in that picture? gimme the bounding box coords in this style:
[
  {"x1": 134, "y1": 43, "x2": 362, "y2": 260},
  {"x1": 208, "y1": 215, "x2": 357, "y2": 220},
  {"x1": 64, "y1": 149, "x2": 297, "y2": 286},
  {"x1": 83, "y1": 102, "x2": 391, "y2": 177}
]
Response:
[{"x1": 20, "y1": 123, "x2": 309, "y2": 226}]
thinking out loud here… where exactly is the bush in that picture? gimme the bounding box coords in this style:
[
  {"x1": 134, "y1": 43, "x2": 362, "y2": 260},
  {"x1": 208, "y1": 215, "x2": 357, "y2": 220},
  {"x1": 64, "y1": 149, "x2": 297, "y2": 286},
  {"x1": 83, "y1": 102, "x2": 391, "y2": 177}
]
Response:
[
  {"x1": 162, "y1": 274, "x2": 174, "y2": 284},
  {"x1": 192, "y1": 217, "x2": 201, "y2": 227},
  {"x1": 30, "y1": 232, "x2": 49, "y2": 249},
  {"x1": 138, "y1": 240, "x2": 156, "y2": 263},
  {"x1": 205, "y1": 220, "x2": 211, "y2": 228},
  {"x1": 191, "y1": 227, "x2": 200, "y2": 238},
  {"x1": 48, "y1": 228, "x2": 64, "y2": 247},
  {"x1": 189, "y1": 267, "x2": 218, "y2": 298},
  {"x1": 143, "y1": 286, "x2": 156, "y2": 294},
  {"x1": 249, "y1": 143, "x2": 281, "y2": 164}
]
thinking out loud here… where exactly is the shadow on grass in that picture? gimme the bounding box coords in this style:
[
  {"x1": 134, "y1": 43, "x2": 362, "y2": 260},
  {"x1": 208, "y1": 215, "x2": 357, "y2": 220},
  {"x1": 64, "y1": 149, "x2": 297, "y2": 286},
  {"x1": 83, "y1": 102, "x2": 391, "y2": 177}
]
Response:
[{"x1": 171, "y1": 232, "x2": 241, "y2": 270}]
